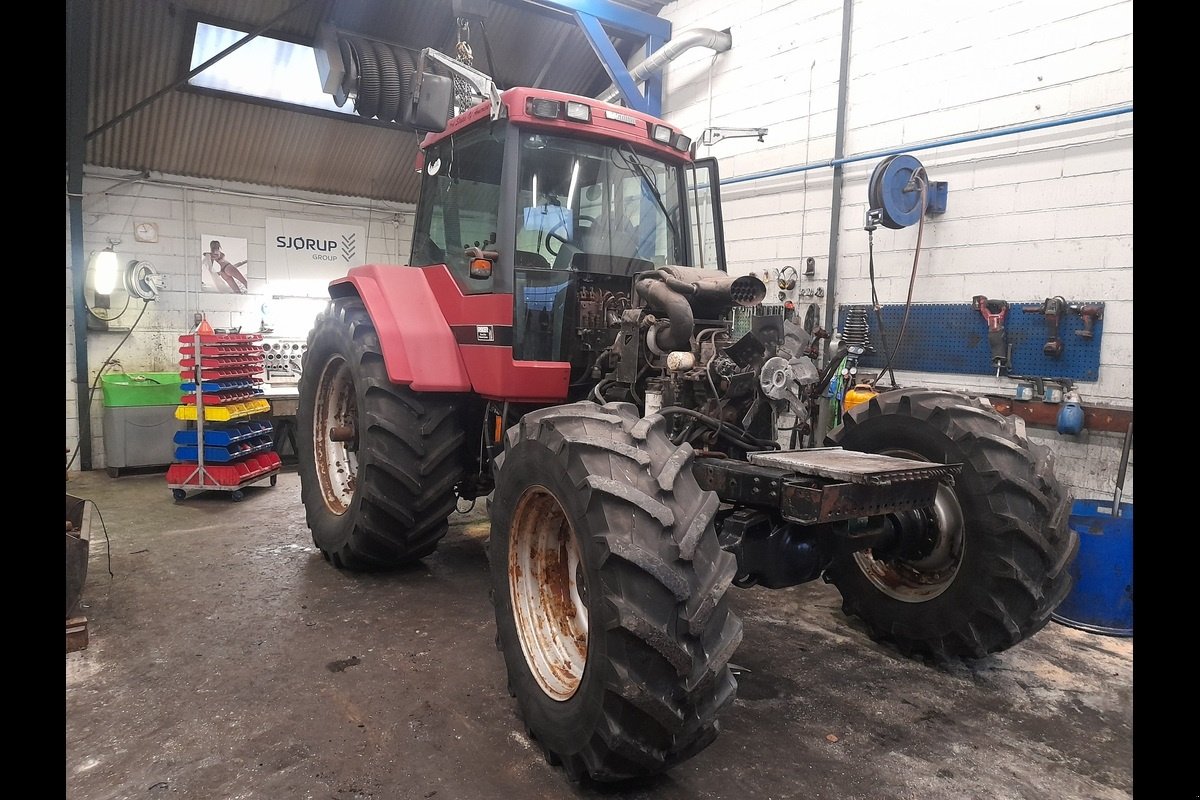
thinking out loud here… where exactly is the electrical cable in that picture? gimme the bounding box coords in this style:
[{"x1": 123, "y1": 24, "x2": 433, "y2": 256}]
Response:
[
  {"x1": 87, "y1": 499, "x2": 114, "y2": 579},
  {"x1": 85, "y1": 289, "x2": 131, "y2": 324},
  {"x1": 656, "y1": 406, "x2": 780, "y2": 451},
  {"x1": 696, "y1": 327, "x2": 723, "y2": 400},
  {"x1": 866, "y1": 226, "x2": 898, "y2": 388},
  {"x1": 869, "y1": 174, "x2": 927, "y2": 390},
  {"x1": 590, "y1": 378, "x2": 615, "y2": 403},
  {"x1": 67, "y1": 300, "x2": 152, "y2": 472},
  {"x1": 477, "y1": 20, "x2": 502, "y2": 89}
]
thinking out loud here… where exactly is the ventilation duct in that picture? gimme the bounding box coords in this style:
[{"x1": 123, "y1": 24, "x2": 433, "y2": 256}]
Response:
[{"x1": 598, "y1": 28, "x2": 732, "y2": 105}]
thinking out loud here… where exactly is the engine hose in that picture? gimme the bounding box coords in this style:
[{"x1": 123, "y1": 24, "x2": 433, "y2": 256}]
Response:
[
  {"x1": 635, "y1": 277, "x2": 694, "y2": 351},
  {"x1": 657, "y1": 406, "x2": 780, "y2": 451}
]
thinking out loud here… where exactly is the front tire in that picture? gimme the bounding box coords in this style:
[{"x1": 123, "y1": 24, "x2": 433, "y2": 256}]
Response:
[
  {"x1": 298, "y1": 296, "x2": 466, "y2": 569},
  {"x1": 825, "y1": 388, "x2": 1078, "y2": 660},
  {"x1": 489, "y1": 402, "x2": 742, "y2": 782}
]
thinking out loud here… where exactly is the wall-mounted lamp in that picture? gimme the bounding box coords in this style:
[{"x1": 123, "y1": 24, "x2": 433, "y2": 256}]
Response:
[
  {"x1": 85, "y1": 240, "x2": 160, "y2": 331},
  {"x1": 91, "y1": 245, "x2": 120, "y2": 297}
]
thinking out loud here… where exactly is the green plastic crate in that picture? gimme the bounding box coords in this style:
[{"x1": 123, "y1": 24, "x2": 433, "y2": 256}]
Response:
[{"x1": 101, "y1": 372, "x2": 182, "y2": 408}]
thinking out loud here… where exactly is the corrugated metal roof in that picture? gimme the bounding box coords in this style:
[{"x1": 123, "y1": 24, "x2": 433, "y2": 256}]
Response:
[{"x1": 83, "y1": 0, "x2": 670, "y2": 204}]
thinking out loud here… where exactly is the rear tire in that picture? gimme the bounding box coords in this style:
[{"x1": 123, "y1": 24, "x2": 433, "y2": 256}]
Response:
[
  {"x1": 489, "y1": 402, "x2": 742, "y2": 782},
  {"x1": 298, "y1": 296, "x2": 466, "y2": 569},
  {"x1": 825, "y1": 388, "x2": 1078, "y2": 660}
]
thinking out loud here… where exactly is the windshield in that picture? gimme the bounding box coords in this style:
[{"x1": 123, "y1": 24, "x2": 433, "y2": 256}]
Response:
[{"x1": 514, "y1": 132, "x2": 686, "y2": 276}]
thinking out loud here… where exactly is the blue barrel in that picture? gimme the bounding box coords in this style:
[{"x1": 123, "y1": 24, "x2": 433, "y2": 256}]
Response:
[{"x1": 1051, "y1": 498, "x2": 1133, "y2": 636}]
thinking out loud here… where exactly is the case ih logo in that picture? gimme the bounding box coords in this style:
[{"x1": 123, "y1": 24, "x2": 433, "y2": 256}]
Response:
[{"x1": 274, "y1": 234, "x2": 356, "y2": 263}]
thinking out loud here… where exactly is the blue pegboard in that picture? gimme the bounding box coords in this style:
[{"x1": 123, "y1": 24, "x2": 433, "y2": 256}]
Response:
[{"x1": 836, "y1": 302, "x2": 1104, "y2": 381}]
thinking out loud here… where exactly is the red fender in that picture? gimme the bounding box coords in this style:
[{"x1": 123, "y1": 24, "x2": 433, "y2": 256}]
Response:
[
  {"x1": 328, "y1": 265, "x2": 571, "y2": 402},
  {"x1": 329, "y1": 265, "x2": 471, "y2": 392}
]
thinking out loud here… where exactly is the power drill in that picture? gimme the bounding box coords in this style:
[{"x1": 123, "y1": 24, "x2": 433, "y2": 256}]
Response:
[
  {"x1": 1022, "y1": 296, "x2": 1067, "y2": 358},
  {"x1": 972, "y1": 295, "x2": 1010, "y2": 377},
  {"x1": 1067, "y1": 303, "x2": 1103, "y2": 339}
]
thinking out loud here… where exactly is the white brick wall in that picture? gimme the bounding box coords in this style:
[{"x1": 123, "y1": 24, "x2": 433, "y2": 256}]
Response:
[
  {"x1": 66, "y1": 167, "x2": 415, "y2": 471},
  {"x1": 658, "y1": 0, "x2": 1133, "y2": 502}
]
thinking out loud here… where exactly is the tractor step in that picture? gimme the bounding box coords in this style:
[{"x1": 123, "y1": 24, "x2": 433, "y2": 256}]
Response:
[{"x1": 747, "y1": 447, "x2": 960, "y2": 486}]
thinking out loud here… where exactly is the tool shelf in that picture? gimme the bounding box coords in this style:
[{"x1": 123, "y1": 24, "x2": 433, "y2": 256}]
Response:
[
  {"x1": 172, "y1": 421, "x2": 273, "y2": 446},
  {"x1": 179, "y1": 388, "x2": 265, "y2": 406},
  {"x1": 179, "y1": 346, "x2": 265, "y2": 359},
  {"x1": 178, "y1": 366, "x2": 262, "y2": 381},
  {"x1": 179, "y1": 356, "x2": 264, "y2": 370},
  {"x1": 181, "y1": 378, "x2": 262, "y2": 393},
  {"x1": 176, "y1": 332, "x2": 264, "y2": 345},
  {"x1": 167, "y1": 325, "x2": 278, "y2": 502},
  {"x1": 175, "y1": 398, "x2": 272, "y2": 421},
  {"x1": 172, "y1": 434, "x2": 275, "y2": 464}
]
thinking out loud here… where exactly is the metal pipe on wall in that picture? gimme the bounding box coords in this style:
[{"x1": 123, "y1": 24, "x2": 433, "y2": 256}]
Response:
[
  {"x1": 68, "y1": 0, "x2": 93, "y2": 470},
  {"x1": 722, "y1": 105, "x2": 1134, "y2": 187},
  {"x1": 822, "y1": 0, "x2": 855, "y2": 338}
]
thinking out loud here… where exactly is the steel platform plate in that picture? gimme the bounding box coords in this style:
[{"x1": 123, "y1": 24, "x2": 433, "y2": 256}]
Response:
[{"x1": 748, "y1": 447, "x2": 959, "y2": 485}]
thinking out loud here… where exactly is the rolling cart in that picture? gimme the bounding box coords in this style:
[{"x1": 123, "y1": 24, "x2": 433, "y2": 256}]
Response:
[{"x1": 166, "y1": 324, "x2": 281, "y2": 501}]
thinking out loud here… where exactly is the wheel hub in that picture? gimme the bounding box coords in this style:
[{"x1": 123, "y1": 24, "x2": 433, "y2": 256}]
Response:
[
  {"x1": 313, "y1": 356, "x2": 359, "y2": 515},
  {"x1": 852, "y1": 448, "x2": 965, "y2": 603},
  {"x1": 508, "y1": 486, "x2": 589, "y2": 701}
]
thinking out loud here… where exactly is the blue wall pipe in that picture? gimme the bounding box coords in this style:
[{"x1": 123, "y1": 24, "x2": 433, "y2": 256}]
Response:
[{"x1": 722, "y1": 104, "x2": 1133, "y2": 187}]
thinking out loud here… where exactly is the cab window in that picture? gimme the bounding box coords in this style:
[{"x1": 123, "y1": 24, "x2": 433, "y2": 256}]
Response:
[{"x1": 411, "y1": 124, "x2": 507, "y2": 292}]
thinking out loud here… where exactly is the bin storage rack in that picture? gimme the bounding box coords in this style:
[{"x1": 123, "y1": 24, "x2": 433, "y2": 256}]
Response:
[{"x1": 166, "y1": 329, "x2": 280, "y2": 501}]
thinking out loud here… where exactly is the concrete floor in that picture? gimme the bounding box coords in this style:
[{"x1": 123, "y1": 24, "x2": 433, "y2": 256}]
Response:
[{"x1": 66, "y1": 468, "x2": 1132, "y2": 800}]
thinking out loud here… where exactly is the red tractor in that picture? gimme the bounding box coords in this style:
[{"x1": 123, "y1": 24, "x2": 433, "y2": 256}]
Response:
[{"x1": 297, "y1": 52, "x2": 1077, "y2": 783}]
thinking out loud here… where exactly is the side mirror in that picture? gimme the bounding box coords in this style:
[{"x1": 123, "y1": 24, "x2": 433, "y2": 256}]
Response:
[
  {"x1": 405, "y1": 72, "x2": 453, "y2": 133},
  {"x1": 464, "y1": 245, "x2": 498, "y2": 280}
]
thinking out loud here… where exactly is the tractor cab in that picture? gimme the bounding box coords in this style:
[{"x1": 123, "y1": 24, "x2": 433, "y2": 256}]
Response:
[{"x1": 407, "y1": 86, "x2": 727, "y2": 371}]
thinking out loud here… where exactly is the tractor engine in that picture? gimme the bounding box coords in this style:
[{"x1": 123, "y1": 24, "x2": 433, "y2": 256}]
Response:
[{"x1": 590, "y1": 266, "x2": 819, "y2": 455}]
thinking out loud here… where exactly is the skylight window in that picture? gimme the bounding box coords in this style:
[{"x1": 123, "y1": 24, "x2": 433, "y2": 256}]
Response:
[{"x1": 188, "y1": 22, "x2": 353, "y2": 116}]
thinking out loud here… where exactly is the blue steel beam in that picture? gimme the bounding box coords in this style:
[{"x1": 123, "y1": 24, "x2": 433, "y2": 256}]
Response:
[
  {"x1": 513, "y1": 0, "x2": 670, "y2": 39},
  {"x1": 574, "y1": 12, "x2": 650, "y2": 112},
  {"x1": 642, "y1": 34, "x2": 664, "y2": 116},
  {"x1": 498, "y1": 0, "x2": 670, "y2": 113}
]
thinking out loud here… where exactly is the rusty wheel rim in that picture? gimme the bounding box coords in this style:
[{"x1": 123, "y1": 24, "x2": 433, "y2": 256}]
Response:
[
  {"x1": 508, "y1": 486, "x2": 589, "y2": 701},
  {"x1": 852, "y1": 447, "x2": 965, "y2": 603},
  {"x1": 313, "y1": 355, "x2": 359, "y2": 515}
]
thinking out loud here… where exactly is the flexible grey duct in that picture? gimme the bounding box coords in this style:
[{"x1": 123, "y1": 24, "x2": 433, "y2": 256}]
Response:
[
  {"x1": 352, "y1": 37, "x2": 380, "y2": 119},
  {"x1": 396, "y1": 47, "x2": 417, "y2": 121},
  {"x1": 598, "y1": 28, "x2": 732, "y2": 105},
  {"x1": 341, "y1": 39, "x2": 422, "y2": 125},
  {"x1": 374, "y1": 40, "x2": 401, "y2": 122}
]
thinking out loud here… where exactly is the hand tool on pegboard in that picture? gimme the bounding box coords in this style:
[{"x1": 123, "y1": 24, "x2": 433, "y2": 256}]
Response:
[
  {"x1": 1022, "y1": 296, "x2": 1067, "y2": 358},
  {"x1": 1067, "y1": 302, "x2": 1104, "y2": 339},
  {"x1": 972, "y1": 295, "x2": 1010, "y2": 377}
]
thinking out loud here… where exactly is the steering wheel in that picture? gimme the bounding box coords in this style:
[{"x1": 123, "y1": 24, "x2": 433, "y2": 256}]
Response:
[{"x1": 545, "y1": 214, "x2": 596, "y2": 257}]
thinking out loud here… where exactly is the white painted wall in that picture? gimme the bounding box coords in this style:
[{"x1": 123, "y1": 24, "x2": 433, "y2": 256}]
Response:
[
  {"x1": 66, "y1": 167, "x2": 415, "y2": 471},
  {"x1": 657, "y1": 0, "x2": 1133, "y2": 503}
]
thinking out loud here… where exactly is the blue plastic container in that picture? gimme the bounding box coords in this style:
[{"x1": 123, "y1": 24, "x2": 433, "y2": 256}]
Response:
[{"x1": 1051, "y1": 498, "x2": 1133, "y2": 636}]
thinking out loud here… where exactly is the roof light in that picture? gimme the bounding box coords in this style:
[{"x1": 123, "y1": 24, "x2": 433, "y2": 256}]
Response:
[
  {"x1": 673, "y1": 132, "x2": 692, "y2": 152},
  {"x1": 564, "y1": 101, "x2": 591, "y2": 122},
  {"x1": 651, "y1": 124, "x2": 673, "y2": 144},
  {"x1": 527, "y1": 98, "x2": 562, "y2": 119}
]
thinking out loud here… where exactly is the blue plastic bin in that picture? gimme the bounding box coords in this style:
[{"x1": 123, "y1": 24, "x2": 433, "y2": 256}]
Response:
[{"x1": 1051, "y1": 498, "x2": 1133, "y2": 636}]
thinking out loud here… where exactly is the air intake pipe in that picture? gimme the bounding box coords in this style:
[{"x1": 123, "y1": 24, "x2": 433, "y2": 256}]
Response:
[
  {"x1": 636, "y1": 267, "x2": 766, "y2": 352},
  {"x1": 598, "y1": 28, "x2": 732, "y2": 105}
]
